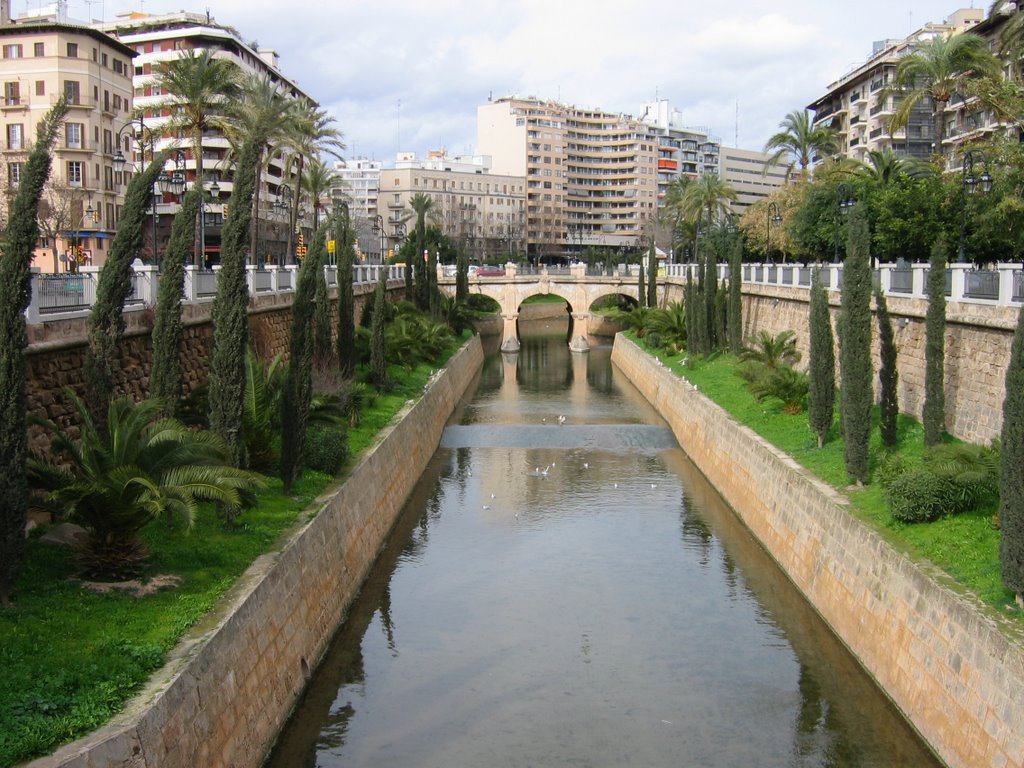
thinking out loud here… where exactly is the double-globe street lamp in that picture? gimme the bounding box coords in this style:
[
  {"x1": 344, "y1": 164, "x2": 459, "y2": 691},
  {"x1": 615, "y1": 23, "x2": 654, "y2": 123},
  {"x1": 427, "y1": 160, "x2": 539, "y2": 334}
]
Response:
[
  {"x1": 834, "y1": 183, "x2": 855, "y2": 262},
  {"x1": 273, "y1": 184, "x2": 293, "y2": 266},
  {"x1": 113, "y1": 115, "x2": 158, "y2": 262},
  {"x1": 959, "y1": 149, "x2": 993, "y2": 263},
  {"x1": 371, "y1": 214, "x2": 386, "y2": 265}
]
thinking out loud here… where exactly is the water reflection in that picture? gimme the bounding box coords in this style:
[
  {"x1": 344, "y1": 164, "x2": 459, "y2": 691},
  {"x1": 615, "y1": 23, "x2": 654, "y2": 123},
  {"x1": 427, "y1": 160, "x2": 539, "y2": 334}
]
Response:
[{"x1": 264, "y1": 321, "x2": 941, "y2": 768}]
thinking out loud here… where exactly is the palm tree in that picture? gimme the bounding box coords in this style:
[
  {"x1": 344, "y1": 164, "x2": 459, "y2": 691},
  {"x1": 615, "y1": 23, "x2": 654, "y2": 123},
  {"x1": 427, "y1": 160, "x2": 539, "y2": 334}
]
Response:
[
  {"x1": 408, "y1": 192, "x2": 436, "y2": 309},
  {"x1": 885, "y1": 33, "x2": 1001, "y2": 161},
  {"x1": 739, "y1": 329, "x2": 801, "y2": 369},
  {"x1": 763, "y1": 110, "x2": 838, "y2": 178},
  {"x1": 855, "y1": 148, "x2": 934, "y2": 184},
  {"x1": 283, "y1": 103, "x2": 344, "y2": 250},
  {"x1": 28, "y1": 393, "x2": 262, "y2": 578},
  {"x1": 678, "y1": 174, "x2": 737, "y2": 260},
  {"x1": 152, "y1": 49, "x2": 241, "y2": 266},
  {"x1": 989, "y1": 1, "x2": 1024, "y2": 77},
  {"x1": 224, "y1": 73, "x2": 294, "y2": 263},
  {"x1": 662, "y1": 176, "x2": 695, "y2": 256},
  {"x1": 301, "y1": 157, "x2": 341, "y2": 230}
]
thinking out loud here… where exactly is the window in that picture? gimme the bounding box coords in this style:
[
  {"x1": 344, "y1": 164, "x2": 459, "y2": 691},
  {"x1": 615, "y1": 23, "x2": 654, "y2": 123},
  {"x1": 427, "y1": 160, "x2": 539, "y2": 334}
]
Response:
[
  {"x1": 114, "y1": 59, "x2": 124, "y2": 75},
  {"x1": 33, "y1": 42, "x2": 44, "y2": 56},
  {"x1": 66, "y1": 122, "x2": 83, "y2": 149},
  {"x1": 3, "y1": 44, "x2": 23, "y2": 59},
  {"x1": 101, "y1": 53, "x2": 108, "y2": 67},
  {"x1": 6, "y1": 124, "x2": 23, "y2": 150},
  {"x1": 67, "y1": 160, "x2": 83, "y2": 186},
  {"x1": 63, "y1": 80, "x2": 80, "y2": 104},
  {"x1": 8, "y1": 162, "x2": 23, "y2": 188},
  {"x1": 66, "y1": 43, "x2": 78, "y2": 58},
  {"x1": 3, "y1": 81, "x2": 19, "y2": 106},
  {"x1": 35, "y1": 80, "x2": 44, "y2": 96}
]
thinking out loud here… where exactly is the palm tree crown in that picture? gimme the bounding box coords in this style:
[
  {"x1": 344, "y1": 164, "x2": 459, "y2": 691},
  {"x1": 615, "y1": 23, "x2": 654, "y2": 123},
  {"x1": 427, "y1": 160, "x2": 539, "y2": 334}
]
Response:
[
  {"x1": 763, "y1": 110, "x2": 838, "y2": 178},
  {"x1": 885, "y1": 33, "x2": 1002, "y2": 160}
]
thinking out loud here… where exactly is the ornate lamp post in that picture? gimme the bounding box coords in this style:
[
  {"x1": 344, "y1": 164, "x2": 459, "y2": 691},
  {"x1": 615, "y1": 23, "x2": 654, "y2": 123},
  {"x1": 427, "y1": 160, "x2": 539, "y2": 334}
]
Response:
[
  {"x1": 959, "y1": 149, "x2": 992, "y2": 263},
  {"x1": 113, "y1": 115, "x2": 158, "y2": 262},
  {"x1": 371, "y1": 214, "x2": 386, "y2": 264},
  {"x1": 834, "y1": 183, "x2": 855, "y2": 262},
  {"x1": 767, "y1": 201, "x2": 782, "y2": 263},
  {"x1": 392, "y1": 221, "x2": 407, "y2": 270}
]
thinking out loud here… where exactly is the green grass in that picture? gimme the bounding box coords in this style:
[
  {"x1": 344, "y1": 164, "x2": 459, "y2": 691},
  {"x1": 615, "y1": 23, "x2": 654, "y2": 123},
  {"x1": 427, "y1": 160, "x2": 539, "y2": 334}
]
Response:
[
  {"x1": 633, "y1": 337, "x2": 1017, "y2": 621},
  {"x1": 0, "y1": 333, "x2": 470, "y2": 767}
]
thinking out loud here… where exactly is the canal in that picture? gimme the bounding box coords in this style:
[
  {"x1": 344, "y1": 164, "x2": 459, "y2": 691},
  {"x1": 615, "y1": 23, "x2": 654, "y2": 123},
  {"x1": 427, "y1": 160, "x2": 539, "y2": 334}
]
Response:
[{"x1": 265, "y1": 321, "x2": 941, "y2": 767}]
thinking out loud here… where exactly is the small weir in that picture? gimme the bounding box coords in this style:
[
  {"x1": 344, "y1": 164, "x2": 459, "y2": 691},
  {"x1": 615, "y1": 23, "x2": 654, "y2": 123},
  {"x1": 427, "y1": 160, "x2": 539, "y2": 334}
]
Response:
[{"x1": 264, "y1": 322, "x2": 941, "y2": 767}]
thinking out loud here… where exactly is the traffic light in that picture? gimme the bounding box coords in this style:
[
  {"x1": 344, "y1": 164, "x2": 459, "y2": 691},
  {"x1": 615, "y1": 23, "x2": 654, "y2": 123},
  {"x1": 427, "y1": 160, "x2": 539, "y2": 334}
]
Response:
[{"x1": 295, "y1": 233, "x2": 307, "y2": 259}]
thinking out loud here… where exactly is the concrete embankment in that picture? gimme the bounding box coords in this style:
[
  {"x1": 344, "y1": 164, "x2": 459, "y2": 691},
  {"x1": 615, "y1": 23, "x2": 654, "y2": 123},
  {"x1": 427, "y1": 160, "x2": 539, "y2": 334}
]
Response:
[
  {"x1": 612, "y1": 335, "x2": 1024, "y2": 768},
  {"x1": 28, "y1": 336, "x2": 485, "y2": 768}
]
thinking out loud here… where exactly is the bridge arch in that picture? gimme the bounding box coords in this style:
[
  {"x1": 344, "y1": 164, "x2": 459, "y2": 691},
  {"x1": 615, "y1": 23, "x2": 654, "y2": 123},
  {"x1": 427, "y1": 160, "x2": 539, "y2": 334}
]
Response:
[{"x1": 438, "y1": 267, "x2": 646, "y2": 352}]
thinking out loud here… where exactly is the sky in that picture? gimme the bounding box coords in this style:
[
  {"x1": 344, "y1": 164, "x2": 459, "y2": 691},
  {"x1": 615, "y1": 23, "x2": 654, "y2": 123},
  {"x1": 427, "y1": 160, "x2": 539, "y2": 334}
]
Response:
[{"x1": 15, "y1": 0, "x2": 988, "y2": 165}]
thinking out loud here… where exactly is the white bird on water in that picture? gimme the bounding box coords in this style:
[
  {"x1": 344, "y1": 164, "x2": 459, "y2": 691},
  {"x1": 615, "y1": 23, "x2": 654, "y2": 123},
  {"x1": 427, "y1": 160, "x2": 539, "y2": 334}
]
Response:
[
  {"x1": 558, "y1": 415, "x2": 566, "y2": 425},
  {"x1": 583, "y1": 462, "x2": 589, "y2": 469}
]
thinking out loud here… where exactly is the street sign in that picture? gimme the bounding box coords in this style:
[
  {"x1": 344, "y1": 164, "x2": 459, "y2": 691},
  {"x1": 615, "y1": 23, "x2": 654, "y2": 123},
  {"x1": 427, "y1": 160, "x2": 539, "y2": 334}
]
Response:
[{"x1": 327, "y1": 239, "x2": 336, "y2": 254}]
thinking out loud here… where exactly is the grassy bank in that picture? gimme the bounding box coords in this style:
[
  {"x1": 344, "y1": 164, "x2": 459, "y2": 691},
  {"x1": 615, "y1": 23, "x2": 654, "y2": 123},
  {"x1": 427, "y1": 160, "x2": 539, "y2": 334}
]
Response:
[
  {"x1": 0, "y1": 340, "x2": 468, "y2": 767},
  {"x1": 630, "y1": 337, "x2": 1015, "y2": 619}
]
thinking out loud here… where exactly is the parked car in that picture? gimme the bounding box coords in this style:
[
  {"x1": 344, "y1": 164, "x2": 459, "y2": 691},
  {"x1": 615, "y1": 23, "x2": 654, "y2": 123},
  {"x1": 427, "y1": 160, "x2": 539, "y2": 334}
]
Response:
[{"x1": 475, "y1": 265, "x2": 506, "y2": 277}]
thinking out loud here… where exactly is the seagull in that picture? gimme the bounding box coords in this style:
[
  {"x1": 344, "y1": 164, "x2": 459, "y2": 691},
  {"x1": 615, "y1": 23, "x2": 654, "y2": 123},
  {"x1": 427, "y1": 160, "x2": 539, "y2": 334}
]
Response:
[
  {"x1": 490, "y1": 493, "x2": 496, "y2": 499},
  {"x1": 558, "y1": 415, "x2": 566, "y2": 425},
  {"x1": 542, "y1": 417, "x2": 547, "y2": 423},
  {"x1": 650, "y1": 484, "x2": 657, "y2": 489},
  {"x1": 482, "y1": 505, "x2": 491, "y2": 510},
  {"x1": 614, "y1": 482, "x2": 618, "y2": 488},
  {"x1": 583, "y1": 462, "x2": 589, "y2": 469}
]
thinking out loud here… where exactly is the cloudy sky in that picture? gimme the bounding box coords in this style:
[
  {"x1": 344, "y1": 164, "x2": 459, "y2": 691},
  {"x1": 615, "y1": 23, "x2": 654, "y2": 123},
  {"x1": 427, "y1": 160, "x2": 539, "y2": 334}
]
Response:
[{"x1": 18, "y1": 0, "x2": 983, "y2": 164}]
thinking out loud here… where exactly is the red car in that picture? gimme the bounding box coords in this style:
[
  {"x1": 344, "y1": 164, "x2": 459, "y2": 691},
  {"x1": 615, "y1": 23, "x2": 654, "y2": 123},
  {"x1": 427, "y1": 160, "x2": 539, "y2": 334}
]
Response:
[{"x1": 475, "y1": 266, "x2": 506, "y2": 277}]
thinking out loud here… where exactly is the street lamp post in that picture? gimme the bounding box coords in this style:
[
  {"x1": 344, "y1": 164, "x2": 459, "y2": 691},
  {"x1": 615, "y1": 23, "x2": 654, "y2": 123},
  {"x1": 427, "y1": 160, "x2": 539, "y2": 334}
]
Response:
[
  {"x1": 834, "y1": 183, "x2": 855, "y2": 262},
  {"x1": 767, "y1": 201, "x2": 782, "y2": 263},
  {"x1": 959, "y1": 149, "x2": 992, "y2": 263},
  {"x1": 113, "y1": 115, "x2": 157, "y2": 262},
  {"x1": 392, "y1": 221, "x2": 407, "y2": 272},
  {"x1": 371, "y1": 214, "x2": 386, "y2": 264},
  {"x1": 273, "y1": 185, "x2": 293, "y2": 266}
]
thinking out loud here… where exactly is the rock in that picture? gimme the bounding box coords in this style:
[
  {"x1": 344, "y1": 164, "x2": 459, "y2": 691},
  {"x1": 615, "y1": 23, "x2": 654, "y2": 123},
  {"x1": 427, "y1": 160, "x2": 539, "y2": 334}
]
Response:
[{"x1": 39, "y1": 522, "x2": 89, "y2": 547}]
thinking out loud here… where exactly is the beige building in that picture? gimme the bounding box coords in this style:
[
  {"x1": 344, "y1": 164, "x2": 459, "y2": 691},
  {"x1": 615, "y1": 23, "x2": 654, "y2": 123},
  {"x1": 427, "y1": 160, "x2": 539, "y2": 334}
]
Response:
[
  {"x1": 377, "y1": 150, "x2": 526, "y2": 264},
  {"x1": 720, "y1": 146, "x2": 787, "y2": 215},
  {"x1": 0, "y1": 18, "x2": 135, "y2": 270},
  {"x1": 808, "y1": 8, "x2": 986, "y2": 165},
  {"x1": 479, "y1": 96, "x2": 723, "y2": 261}
]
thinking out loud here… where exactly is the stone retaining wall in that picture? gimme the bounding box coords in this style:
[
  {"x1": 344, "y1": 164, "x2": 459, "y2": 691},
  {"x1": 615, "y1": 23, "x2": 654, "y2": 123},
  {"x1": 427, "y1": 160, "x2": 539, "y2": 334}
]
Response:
[
  {"x1": 662, "y1": 280, "x2": 1018, "y2": 444},
  {"x1": 28, "y1": 335, "x2": 485, "y2": 768},
  {"x1": 612, "y1": 335, "x2": 1024, "y2": 768}
]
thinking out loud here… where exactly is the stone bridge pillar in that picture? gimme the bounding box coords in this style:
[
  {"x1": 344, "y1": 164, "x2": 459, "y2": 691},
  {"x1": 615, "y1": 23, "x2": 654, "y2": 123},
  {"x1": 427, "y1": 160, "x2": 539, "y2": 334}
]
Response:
[
  {"x1": 569, "y1": 312, "x2": 590, "y2": 353},
  {"x1": 500, "y1": 313, "x2": 520, "y2": 352}
]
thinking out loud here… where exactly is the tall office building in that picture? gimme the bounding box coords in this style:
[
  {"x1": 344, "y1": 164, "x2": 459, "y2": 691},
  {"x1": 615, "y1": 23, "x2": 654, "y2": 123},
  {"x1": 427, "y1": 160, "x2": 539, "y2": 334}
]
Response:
[{"x1": 720, "y1": 146, "x2": 788, "y2": 215}]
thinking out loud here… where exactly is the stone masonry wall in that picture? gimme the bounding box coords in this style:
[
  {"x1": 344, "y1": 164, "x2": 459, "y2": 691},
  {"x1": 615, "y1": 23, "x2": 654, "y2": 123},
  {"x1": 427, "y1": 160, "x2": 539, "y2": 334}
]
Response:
[
  {"x1": 663, "y1": 280, "x2": 1019, "y2": 444},
  {"x1": 25, "y1": 284, "x2": 382, "y2": 451},
  {"x1": 612, "y1": 335, "x2": 1024, "y2": 768},
  {"x1": 28, "y1": 335, "x2": 485, "y2": 768}
]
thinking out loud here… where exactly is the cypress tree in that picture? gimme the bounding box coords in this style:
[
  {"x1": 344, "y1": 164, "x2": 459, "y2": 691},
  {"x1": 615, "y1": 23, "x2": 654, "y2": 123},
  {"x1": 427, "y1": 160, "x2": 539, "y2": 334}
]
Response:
[
  {"x1": 728, "y1": 235, "x2": 743, "y2": 354},
  {"x1": 923, "y1": 236, "x2": 947, "y2": 447},
  {"x1": 209, "y1": 129, "x2": 266, "y2": 466},
  {"x1": 808, "y1": 270, "x2": 836, "y2": 449},
  {"x1": 0, "y1": 99, "x2": 66, "y2": 606},
  {"x1": 427, "y1": 245, "x2": 439, "y2": 315},
  {"x1": 335, "y1": 211, "x2": 355, "y2": 378},
  {"x1": 1000, "y1": 304, "x2": 1024, "y2": 603},
  {"x1": 151, "y1": 187, "x2": 202, "y2": 414},
  {"x1": 684, "y1": 273, "x2": 696, "y2": 354},
  {"x1": 281, "y1": 224, "x2": 327, "y2": 492},
  {"x1": 83, "y1": 153, "x2": 166, "y2": 426},
  {"x1": 369, "y1": 268, "x2": 388, "y2": 388},
  {"x1": 646, "y1": 237, "x2": 657, "y2": 308},
  {"x1": 839, "y1": 204, "x2": 872, "y2": 485},
  {"x1": 715, "y1": 279, "x2": 728, "y2": 347},
  {"x1": 705, "y1": 244, "x2": 718, "y2": 351},
  {"x1": 455, "y1": 244, "x2": 469, "y2": 302},
  {"x1": 875, "y1": 286, "x2": 899, "y2": 447},
  {"x1": 638, "y1": 261, "x2": 646, "y2": 308}
]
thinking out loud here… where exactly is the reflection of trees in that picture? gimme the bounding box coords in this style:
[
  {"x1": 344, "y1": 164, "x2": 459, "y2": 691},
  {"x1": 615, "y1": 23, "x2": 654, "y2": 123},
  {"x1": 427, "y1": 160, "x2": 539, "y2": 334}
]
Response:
[
  {"x1": 516, "y1": 329, "x2": 573, "y2": 391},
  {"x1": 585, "y1": 349, "x2": 614, "y2": 392}
]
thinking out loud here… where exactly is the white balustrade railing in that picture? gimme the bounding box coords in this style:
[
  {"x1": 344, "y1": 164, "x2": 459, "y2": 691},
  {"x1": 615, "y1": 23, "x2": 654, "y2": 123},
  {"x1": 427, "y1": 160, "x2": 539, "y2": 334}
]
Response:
[
  {"x1": 664, "y1": 262, "x2": 1024, "y2": 308},
  {"x1": 26, "y1": 261, "x2": 407, "y2": 324}
]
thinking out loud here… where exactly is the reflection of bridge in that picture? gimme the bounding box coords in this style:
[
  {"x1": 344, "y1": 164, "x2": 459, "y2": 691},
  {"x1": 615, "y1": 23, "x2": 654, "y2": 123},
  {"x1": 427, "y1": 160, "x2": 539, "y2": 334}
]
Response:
[{"x1": 439, "y1": 263, "x2": 646, "y2": 352}]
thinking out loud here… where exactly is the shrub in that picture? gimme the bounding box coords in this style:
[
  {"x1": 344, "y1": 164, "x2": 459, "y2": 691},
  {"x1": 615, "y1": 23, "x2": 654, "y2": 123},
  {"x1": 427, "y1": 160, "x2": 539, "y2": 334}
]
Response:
[
  {"x1": 875, "y1": 451, "x2": 911, "y2": 490},
  {"x1": 749, "y1": 366, "x2": 809, "y2": 414},
  {"x1": 304, "y1": 424, "x2": 348, "y2": 474},
  {"x1": 927, "y1": 442, "x2": 1000, "y2": 510},
  {"x1": 887, "y1": 470, "x2": 964, "y2": 523}
]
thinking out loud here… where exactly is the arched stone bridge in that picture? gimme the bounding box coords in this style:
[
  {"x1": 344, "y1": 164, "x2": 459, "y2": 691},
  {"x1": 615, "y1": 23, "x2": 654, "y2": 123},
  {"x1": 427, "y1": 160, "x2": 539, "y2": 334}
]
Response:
[{"x1": 438, "y1": 263, "x2": 647, "y2": 352}]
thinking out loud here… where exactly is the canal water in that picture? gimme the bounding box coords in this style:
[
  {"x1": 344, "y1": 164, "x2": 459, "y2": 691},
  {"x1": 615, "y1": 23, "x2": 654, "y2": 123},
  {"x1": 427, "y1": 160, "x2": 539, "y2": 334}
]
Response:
[{"x1": 264, "y1": 321, "x2": 941, "y2": 768}]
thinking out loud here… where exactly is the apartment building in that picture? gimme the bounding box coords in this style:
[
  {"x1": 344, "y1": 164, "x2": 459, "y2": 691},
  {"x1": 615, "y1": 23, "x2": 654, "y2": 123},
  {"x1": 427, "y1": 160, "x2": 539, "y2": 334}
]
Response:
[
  {"x1": 720, "y1": 146, "x2": 788, "y2": 215},
  {"x1": 98, "y1": 10, "x2": 314, "y2": 265},
  {"x1": 0, "y1": 17, "x2": 135, "y2": 270},
  {"x1": 376, "y1": 150, "x2": 526, "y2": 264},
  {"x1": 479, "y1": 96, "x2": 723, "y2": 259},
  {"x1": 808, "y1": 8, "x2": 985, "y2": 164}
]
